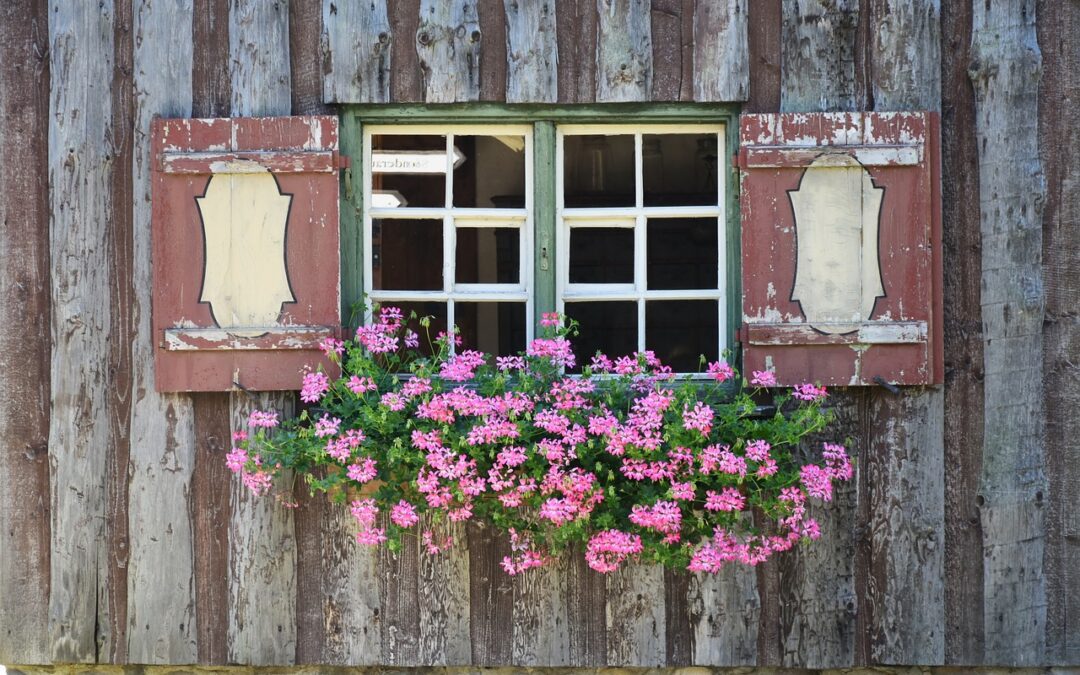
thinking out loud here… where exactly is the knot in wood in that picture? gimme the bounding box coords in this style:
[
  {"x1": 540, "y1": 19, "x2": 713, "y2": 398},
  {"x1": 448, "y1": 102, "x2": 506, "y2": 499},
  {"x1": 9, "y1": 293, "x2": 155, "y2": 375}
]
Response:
[{"x1": 417, "y1": 31, "x2": 431, "y2": 46}]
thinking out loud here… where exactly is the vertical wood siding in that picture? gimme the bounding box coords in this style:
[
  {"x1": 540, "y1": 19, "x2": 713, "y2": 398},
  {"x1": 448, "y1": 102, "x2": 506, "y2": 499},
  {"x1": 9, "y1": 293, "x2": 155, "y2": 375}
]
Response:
[{"x1": 2, "y1": 0, "x2": 1077, "y2": 669}]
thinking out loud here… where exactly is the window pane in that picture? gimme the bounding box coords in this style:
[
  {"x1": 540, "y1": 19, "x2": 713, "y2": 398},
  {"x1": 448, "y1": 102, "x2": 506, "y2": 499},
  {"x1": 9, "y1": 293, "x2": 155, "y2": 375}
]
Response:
[
  {"x1": 372, "y1": 219, "x2": 442, "y2": 291},
  {"x1": 642, "y1": 133, "x2": 719, "y2": 206},
  {"x1": 569, "y1": 228, "x2": 634, "y2": 284},
  {"x1": 456, "y1": 228, "x2": 520, "y2": 284},
  {"x1": 371, "y1": 134, "x2": 446, "y2": 208},
  {"x1": 563, "y1": 134, "x2": 634, "y2": 207},
  {"x1": 453, "y1": 135, "x2": 527, "y2": 208},
  {"x1": 378, "y1": 301, "x2": 447, "y2": 358},
  {"x1": 646, "y1": 217, "x2": 718, "y2": 290},
  {"x1": 455, "y1": 302, "x2": 527, "y2": 357},
  {"x1": 564, "y1": 301, "x2": 638, "y2": 371},
  {"x1": 645, "y1": 301, "x2": 719, "y2": 372}
]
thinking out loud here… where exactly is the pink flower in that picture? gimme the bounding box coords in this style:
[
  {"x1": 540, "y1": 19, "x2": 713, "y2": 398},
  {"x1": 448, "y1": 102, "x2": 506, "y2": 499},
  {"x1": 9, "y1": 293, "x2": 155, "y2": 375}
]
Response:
[
  {"x1": 822, "y1": 442, "x2": 853, "y2": 481},
  {"x1": 391, "y1": 500, "x2": 420, "y2": 528},
  {"x1": 527, "y1": 337, "x2": 576, "y2": 368},
  {"x1": 440, "y1": 350, "x2": 487, "y2": 381},
  {"x1": 750, "y1": 370, "x2": 777, "y2": 387},
  {"x1": 380, "y1": 392, "x2": 406, "y2": 411},
  {"x1": 628, "y1": 500, "x2": 682, "y2": 534},
  {"x1": 241, "y1": 469, "x2": 273, "y2": 496},
  {"x1": 404, "y1": 330, "x2": 420, "y2": 349},
  {"x1": 350, "y1": 498, "x2": 379, "y2": 527},
  {"x1": 356, "y1": 527, "x2": 387, "y2": 546},
  {"x1": 705, "y1": 488, "x2": 745, "y2": 512},
  {"x1": 356, "y1": 323, "x2": 399, "y2": 353},
  {"x1": 320, "y1": 337, "x2": 345, "y2": 357},
  {"x1": 682, "y1": 401, "x2": 714, "y2": 435},
  {"x1": 793, "y1": 382, "x2": 827, "y2": 401},
  {"x1": 300, "y1": 371, "x2": 330, "y2": 403},
  {"x1": 347, "y1": 458, "x2": 378, "y2": 483},
  {"x1": 401, "y1": 377, "x2": 432, "y2": 399},
  {"x1": 496, "y1": 355, "x2": 526, "y2": 371},
  {"x1": 248, "y1": 410, "x2": 279, "y2": 428},
  {"x1": 585, "y1": 530, "x2": 642, "y2": 573},
  {"x1": 540, "y1": 311, "x2": 562, "y2": 327},
  {"x1": 422, "y1": 530, "x2": 454, "y2": 555},
  {"x1": 670, "y1": 481, "x2": 695, "y2": 500},
  {"x1": 314, "y1": 416, "x2": 341, "y2": 438},
  {"x1": 347, "y1": 375, "x2": 377, "y2": 395},
  {"x1": 232, "y1": 430, "x2": 248, "y2": 442},
  {"x1": 745, "y1": 439, "x2": 771, "y2": 462},
  {"x1": 226, "y1": 447, "x2": 248, "y2": 473},
  {"x1": 589, "y1": 353, "x2": 613, "y2": 372},
  {"x1": 707, "y1": 360, "x2": 734, "y2": 383},
  {"x1": 800, "y1": 464, "x2": 833, "y2": 501}
]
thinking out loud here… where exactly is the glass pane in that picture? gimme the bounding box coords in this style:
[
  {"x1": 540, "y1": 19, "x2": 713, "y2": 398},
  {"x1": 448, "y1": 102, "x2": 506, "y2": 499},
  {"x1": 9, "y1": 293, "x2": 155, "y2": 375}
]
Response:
[
  {"x1": 569, "y1": 228, "x2": 634, "y2": 284},
  {"x1": 372, "y1": 219, "x2": 442, "y2": 291},
  {"x1": 646, "y1": 217, "x2": 718, "y2": 290},
  {"x1": 456, "y1": 227, "x2": 520, "y2": 284},
  {"x1": 564, "y1": 301, "x2": 638, "y2": 371},
  {"x1": 645, "y1": 301, "x2": 719, "y2": 372},
  {"x1": 642, "y1": 133, "x2": 719, "y2": 206},
  {"x1": 387, "y1": 301, "x2": 448, "y2": 358},
  {"x1": 562, "y1": 134, "x2": 634, "y2": 207},
  {"x1": 455, "y1": 302, "x2": 527, "y2": 357},
  {"x1": 453, "y1": 135, "x2": 527, "y2": 208},
  {"x1": 371, "y1": 134, "x2": 447, "y2": 208}
]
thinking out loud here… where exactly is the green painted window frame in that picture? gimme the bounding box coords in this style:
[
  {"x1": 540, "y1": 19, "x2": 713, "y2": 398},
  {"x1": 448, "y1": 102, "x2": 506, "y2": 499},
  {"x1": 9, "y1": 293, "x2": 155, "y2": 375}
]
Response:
[{"x1": 338, "y1": 103, "x2": 742, "y2": 360}]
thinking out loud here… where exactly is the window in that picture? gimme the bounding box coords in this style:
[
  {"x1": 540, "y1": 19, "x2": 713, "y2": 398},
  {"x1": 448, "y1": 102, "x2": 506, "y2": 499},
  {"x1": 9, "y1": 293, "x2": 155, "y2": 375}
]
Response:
[{"x1": 354, "y1": 108, "x2": 737, "y2": 373}]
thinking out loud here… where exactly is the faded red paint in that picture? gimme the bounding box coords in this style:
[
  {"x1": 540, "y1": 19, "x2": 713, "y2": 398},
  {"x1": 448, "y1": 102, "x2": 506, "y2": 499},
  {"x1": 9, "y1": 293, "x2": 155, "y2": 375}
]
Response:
[
  {"x1": 152, "y1": 115, "x2": 341, "y2": 392},
  {"x1": 739, "y1": 111, "x2": 943, "y2": 386}
]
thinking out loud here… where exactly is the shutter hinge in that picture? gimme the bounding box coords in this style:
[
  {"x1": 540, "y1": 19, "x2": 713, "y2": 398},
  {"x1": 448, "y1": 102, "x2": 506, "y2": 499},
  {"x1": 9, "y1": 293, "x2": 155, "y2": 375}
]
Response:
[{"x1": 334, "y1": 152, "x2": 352, "y2": 170}]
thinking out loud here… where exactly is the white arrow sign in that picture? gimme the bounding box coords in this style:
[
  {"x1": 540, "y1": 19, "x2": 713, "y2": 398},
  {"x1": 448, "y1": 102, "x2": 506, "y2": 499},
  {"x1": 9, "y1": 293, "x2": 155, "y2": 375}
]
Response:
[
  {"x1": 371, "y1": 146, "x2": 466, "y2": 174},
  {"x1": 371, "y1": 190, "x2": 408, "y2": 208}
]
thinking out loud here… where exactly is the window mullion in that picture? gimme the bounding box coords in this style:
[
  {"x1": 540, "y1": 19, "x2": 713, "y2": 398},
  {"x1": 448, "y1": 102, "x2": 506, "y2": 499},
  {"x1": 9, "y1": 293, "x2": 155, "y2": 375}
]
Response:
[
  {"x1": 533, "y1": 121, "x2": 557, "y2": 334},
  {"x1": 634, "y1": 133, "x2": 646, "y2": 353}
]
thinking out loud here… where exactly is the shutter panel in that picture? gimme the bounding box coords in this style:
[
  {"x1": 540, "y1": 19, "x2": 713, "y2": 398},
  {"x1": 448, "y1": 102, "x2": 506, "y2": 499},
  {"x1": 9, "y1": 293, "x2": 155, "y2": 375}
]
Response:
[
  {"x1": 738, "y1": 112, "x2": 943, "y2": 386},
  {"x1": 152, "y1": 116, "x2": 344, "y2": 392}
]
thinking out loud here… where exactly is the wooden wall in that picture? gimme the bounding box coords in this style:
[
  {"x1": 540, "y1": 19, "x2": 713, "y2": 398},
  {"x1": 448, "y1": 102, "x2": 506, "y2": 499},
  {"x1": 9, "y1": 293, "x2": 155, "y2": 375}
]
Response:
[{"x1": 0, "y1": 0, "x2": 1076, "y2": 668}]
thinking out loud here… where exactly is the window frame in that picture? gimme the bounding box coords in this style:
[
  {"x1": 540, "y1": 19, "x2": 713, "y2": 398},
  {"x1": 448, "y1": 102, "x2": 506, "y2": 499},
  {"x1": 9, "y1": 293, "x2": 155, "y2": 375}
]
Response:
[{"x1": 340, "y1": 104, "x2": 742, "y2": 367}]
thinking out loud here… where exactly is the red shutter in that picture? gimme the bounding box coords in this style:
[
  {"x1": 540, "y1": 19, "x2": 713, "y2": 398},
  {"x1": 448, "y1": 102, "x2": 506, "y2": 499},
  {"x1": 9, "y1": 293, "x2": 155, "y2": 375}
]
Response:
[
  {"x1": 738, "y1": 112, "x2": 943, "y2": 387},
  {"x1": 151, "y1": 116, "x2": 344, "y2": 392}
]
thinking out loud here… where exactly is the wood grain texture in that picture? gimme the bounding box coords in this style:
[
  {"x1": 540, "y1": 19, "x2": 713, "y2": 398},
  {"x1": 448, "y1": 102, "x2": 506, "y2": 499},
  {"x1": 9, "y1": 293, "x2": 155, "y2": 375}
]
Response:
[
  {"x1": 478, "y1": 0, "x2": 507, "y2": 100},
  {"x1": 226, "y1": 392, "x2": 297, "y2": 665},
  {"x1": 970, "y1": 0, "x2": 1047, "y2": 665},
  {"x1": 745, "y1": 0, "x2": 780, "y2": 112},
  {"x1": 379, "y1": 531, "x2": 421, "y2": 664},
  {"x1": 692, "y1": 0, "x2": 748, "y2": 101},
  {"x1": 416, "y1": 0, "x2": 482, "y2": 103},
  {"x1": 649, "y1": 0, "x2": 693, "y2": 102},
  {"x1": 322, "y1": 0, "x2": 391, "y2": 103},
  {"x1": 467, "y1": 521, "x2": 513, "y2": 665},
  {"x1": 605, "y1": 562, "x2": 664, "y2": 666},
  {"x1": 595, "y1": 0, "x2": 651, "y2": 102},
  {"x1": 511, "y1": 558, "x2": 569, "y2": 665},
  {"x1": 503, "y1": 0, "x2": 557, "y2": 103},
  {"x1": 565, "y1": 548, "x2": 606, "y2": 665},
  {"x1": 689, "y1": 564, "x2": 759, "y2": 665},
  {"x1": 229, "y1": 0, "x2": 291, "y2": 116},
  {"x1": 47, "y1": 1, "x2": 116, "y2": 662},
  {"x1": 0, "y1": 0, "x2": 51, "y2": 665},
  {"x1": 663, "y1": 569, "x2": 692, "y2": 666},
  {"x1": 555, "y1": 0, "x2": 597, "y2": 103},
  {"x1": 226, "y1": 3, "x2": 297, "y2": 665},
  {"x1": 862, "y1": 0, "x2": 945, "y2": 666},
  {"x1": 124, "y1": 0, "x2": 199, "y2": 663},
  {"x1": 417, "y1": 518, "x2": 472, "y2": 665},
  {"x1": 193, "y1": 0, "x2": 231, "y2": 117},
  {"x1": 939, "y1": 0, "x2": 985, "y2": 664},
  {"x1": 290, "y1": 0, "x2": 326, "y2": 112},
  {"x1": 389, "y1": 0, "x2": 423, "y2": 102},
  {"x1": 1039, "y1": 0, "x2": 1080, "y2": 664},
  {"x1": 780, "y1": 0, "x2": 859, "y2": 112}
]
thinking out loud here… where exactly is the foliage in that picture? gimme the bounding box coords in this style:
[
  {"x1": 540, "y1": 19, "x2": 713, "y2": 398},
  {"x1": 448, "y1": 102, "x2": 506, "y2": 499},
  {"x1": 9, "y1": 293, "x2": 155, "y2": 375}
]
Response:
[{"x1": 228, "y1": 306, "x2": 850, "y2": 575}]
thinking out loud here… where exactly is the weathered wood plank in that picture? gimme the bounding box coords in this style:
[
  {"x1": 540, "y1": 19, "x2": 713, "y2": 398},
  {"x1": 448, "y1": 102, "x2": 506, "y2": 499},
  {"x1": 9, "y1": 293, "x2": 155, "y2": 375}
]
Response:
[
  {"x1": 229, "y1": 0, "x2": 291, "y2": 117},
  {"x1": 226, "y1": 2, "x2": 297, "y2": 665},
  {"x1": 745, "y1": 0, "x2": 780, "y2": 112},
  {"x1": 380, "y1": 530, "x2": 421, "y2": 664},
  {"x1": 416, "y1": 0, "x2": 482, "y2": 103},
  {"x1": 290, "y1": 0, "x2": 326, "y2": 112},
  {"x1": 595, "y1": 0, "x2": 651, "y2": 102},
  {"x1": 0, "y1": 0, "x2": 51, "y2": 665},
  {"x1": 1039, "y1": 0, "x2": 1080, "y2": 664},
  {"x1": 389, "y1": 0, "x2": 423, "y2": 102},
  {"x1": 226, "y1": 392, "x2": 297, "y2": 665},
  {"x1": 511, "y1": 557, "x2": 570, "y2": 665},
  {"x1": 555, "y1": 0, "x2": 597, "y2": 103},
  {"x1": 940, "y1": 0, "x2": 985, "y2": 663},
  {"x1": 124, "y1": 0, "x2": 199, "y2": 663},
  {"x1": 605, "y1": 562, "x2": 665, "y2": 666},
  {"x1": 192, "y1": 0, "x2": 231, "y2": 117},
  {"x1": 689, "y1": 565, "x2": 759, "y2": 665},
  {"x1": 478, "y1": 0, "x2": 507, "y2": 100},
  {"x1": 692, "y1": 0, "x2": 748, "y2": 102},
  {"x1": 779, "y1": 0, "x2": 859, "y2": 112},
  {"x1": 648, "y1": 0, "x2": 692, "y2": 102},
  {"x1": 467, "y1": 521, "x2": 513, "y2": 665},
  {"x1": 970, "y1": 0, "x2": 1047, "y2": 665},
  {"x1": 503, "y1": 0, "x2": 557, "y2": 103},
  {"x1": 663, "y1": 569, "x2": 692, "y2": 665},
  {"x1": 565, "y1": 547, "x2": 606, "y2": 665},
  {"x1": 322, "y1": 0, "x2": 391, "y2": 104},
  {"x1": 417, "y1": 518, "x2": 472, "y2": 665},
  {"x1": 47, "y1": 1, "x2": 116, "y2": 662},
  {"x1": 861, "y1": 0, "x2": 945, "y2": 667}
]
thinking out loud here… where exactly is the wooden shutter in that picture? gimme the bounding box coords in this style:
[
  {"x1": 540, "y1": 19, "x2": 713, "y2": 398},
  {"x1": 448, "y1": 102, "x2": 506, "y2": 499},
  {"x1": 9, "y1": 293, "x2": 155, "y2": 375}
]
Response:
[
  {"x1": 738, "y1": 112, "x2": 943, "y2": 386},
  {"x1": 151, "y1": 116, "x2": 345, "y2": 392}
]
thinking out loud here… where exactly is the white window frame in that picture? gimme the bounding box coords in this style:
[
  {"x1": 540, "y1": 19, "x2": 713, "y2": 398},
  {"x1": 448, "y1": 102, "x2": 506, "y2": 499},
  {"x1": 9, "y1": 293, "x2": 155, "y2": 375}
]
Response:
[
  {"x1": 555, "y1": 123, "x2": 728, "y2": 363},
  {"x1": 362, "y1": 124, "x2": 535, "y2": 348}
]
